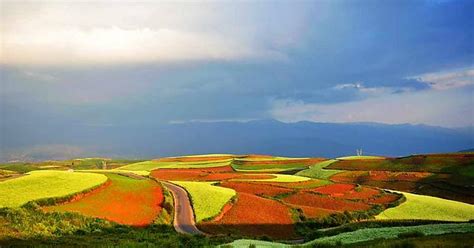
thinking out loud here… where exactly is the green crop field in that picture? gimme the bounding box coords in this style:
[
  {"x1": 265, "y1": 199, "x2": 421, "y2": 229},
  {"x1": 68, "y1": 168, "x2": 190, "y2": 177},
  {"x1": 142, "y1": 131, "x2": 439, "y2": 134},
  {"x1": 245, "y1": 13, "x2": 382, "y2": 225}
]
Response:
[
  {"x1": 171, "y1": 181, "x2": 236, "y2": 222},
  {"x1": 308, "y1": 223, "x2": 474, "y2": 246},
  {"x1": 118, "y1": 160, "x2": 232, "y2": 171},
  {"x1": 296, "y1": 160, "x2": 343, "y2": 179},
  {"x1": 231, "y1": 163, "x2": 309, "y2": 172},
  {"x1": 223, "y1": 223, "x2": 474, "y2": 247},
  {"x1": 77, "y1": 169, "x2": 150, "y2": 176},
  {"x1": 231, "y1": 157, "x2": 318, "y2": 172},
  {"x1": 376, "y1": 191, "x2": 474, "y2": 221},
  {"x1": 0, "y1": 170, "x2": 108, "y2": 208}
]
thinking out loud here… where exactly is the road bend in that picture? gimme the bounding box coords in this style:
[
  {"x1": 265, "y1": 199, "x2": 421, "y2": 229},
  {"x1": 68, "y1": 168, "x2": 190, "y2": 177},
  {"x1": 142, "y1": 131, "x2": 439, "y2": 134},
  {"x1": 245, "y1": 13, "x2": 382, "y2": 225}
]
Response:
[{"x1": 161, "y1": 181, "x2": 205, "y2": 235}]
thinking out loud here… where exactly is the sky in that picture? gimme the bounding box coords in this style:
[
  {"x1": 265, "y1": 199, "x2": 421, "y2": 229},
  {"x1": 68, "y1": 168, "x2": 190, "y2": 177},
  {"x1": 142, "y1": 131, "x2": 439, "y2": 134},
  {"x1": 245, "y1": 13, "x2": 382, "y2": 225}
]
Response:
[{"x1": 1, "y1": 0, "x2": 473, "y2": 133}]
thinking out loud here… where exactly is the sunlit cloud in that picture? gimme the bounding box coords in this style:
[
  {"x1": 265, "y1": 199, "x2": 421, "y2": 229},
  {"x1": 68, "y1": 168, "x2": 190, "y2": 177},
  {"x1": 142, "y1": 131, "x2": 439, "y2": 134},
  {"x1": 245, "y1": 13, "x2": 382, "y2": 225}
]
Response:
[
  {"x1": 2, "y1": 26, "x2": 286, "y2": 66},
  {"x1": 0, "y1": 1, "x2": 301, "y2": 66},
  {"x1": 270, "y1": 86, "x2": 473, "y2": 128},
  {"x1": 332, "y1": 82, "x2": 412, "y2": 96},
  {"x1": 409, "y1": 67, "x2": 474, "y2": 90}
]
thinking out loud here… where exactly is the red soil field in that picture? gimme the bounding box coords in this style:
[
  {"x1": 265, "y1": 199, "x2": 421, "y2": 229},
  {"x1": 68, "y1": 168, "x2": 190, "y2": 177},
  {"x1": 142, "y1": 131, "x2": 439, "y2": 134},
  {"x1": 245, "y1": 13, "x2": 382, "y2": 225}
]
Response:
[
  {"x1": 153, "y1": 155, "x2": 235, "y2": 162},
  {"x1": 313, "y1": 183, "x2": 355, "y2": 196},
  {"x1": 44, "y1": 174, "x2": 164, "y2": 226},
  {"x1": 258, "y1": 179, "x2": 329, "y2": 189},
  {"x1": 282, "y1": 191, "x2": 371, "y2": 212},
  {"x1": 330, "y1": 171, "x2": 432, "y2": 183},
  {"x1": 151, "y1": 169, "x2": 274, "y2": 181},
  {"x1": 328, "y1": 154, "x2": 474, "y2": 173},
  {"x1": 219, "y1": 181, "x2": 293, "y2": 197},
  {"x1": 199, "y1": 192, "x2": 295, "y2": 239},
  {"x1": 233, "y1": 158, "x2": 326, "y2": 166},
  {"x1": 310, "y1": 183, "x2": 382, "y2": 201},
  {"x1": 292, "y1": 205, "x2": 337, "y2": 219},
  {"x1": 341, "y1": 187, "x2": 381, "y2": 200},
  {"x1": 367, "y1": 194, "x2": 401, "y2": 205},
  {"x1": 205, "y1": 173, "x2": 274, "y2": 181}
]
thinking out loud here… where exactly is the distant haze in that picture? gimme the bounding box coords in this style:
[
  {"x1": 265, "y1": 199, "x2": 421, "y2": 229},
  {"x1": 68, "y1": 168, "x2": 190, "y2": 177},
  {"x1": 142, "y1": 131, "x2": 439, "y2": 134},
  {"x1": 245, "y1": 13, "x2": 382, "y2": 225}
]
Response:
[{"x1": 1, "y1": 120, "x2": 472, "y2": 162}]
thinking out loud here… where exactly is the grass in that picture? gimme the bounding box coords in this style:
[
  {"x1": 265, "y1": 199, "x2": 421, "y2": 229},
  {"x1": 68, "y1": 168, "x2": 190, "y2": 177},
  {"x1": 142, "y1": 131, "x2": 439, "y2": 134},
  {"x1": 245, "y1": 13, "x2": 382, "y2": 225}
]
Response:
[
  {"x1": 0, "y1": 169, "x2": 18, "y2": 175},
  {"x1": 171, "y1": 181, "x2": 236, "y2": 223},
  {"x1": 245, "y1": 174, "x2": 311, "y2": 183},
  {"x1": 0, "y1": 159, "x2": 145, "y2": 173},
  {"x1": 296, "y1": 160, "x2": 343, "y2": 179},
  {"x1": 222, "y1": 223, "x2": 474, "y2": 247},
  {"x1": 0, "y1": 162, "x2": 41, "y2": 173},
  {"x1": 352, "y1": 232, "x2": 474, "y2": 248},
  {"x1": 376, "y1": 191, "x2": 474, "y2": 221},
  {"x1": 118, "y1": 160, "x2": 232, "y2": 171},
  {"x1": 0, "y1": 205, "x2": 233, "y2": 247},
  {"x1": 307, "y1": 223, "x2": 474, "y2": 246},
  {"x1": 77, "y1": 169, "x2": 150, "y2": 176},
  {"x1": 0, "y1": 170, "x2": 107, "y2": 208}
]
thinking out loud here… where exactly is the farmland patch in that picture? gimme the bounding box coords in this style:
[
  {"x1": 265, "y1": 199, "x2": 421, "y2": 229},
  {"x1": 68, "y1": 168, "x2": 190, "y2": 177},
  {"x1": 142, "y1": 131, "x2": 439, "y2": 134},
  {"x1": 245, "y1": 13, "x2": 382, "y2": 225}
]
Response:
[
  {"x1": 44, "y1": 173, "x2": 164, "y2": 226},
  {"x1": 199, "y1": 192, "x2": 296, "y2": 239},
  {"x1": 171, "y1": 181, "x2": 236, "y2": 222},
  {"x1": 0, "y1": 170, "x2": 107, "y2": 208},
  {"x1": 376, "y1": 191, "x2": 474, "y2": 221}
]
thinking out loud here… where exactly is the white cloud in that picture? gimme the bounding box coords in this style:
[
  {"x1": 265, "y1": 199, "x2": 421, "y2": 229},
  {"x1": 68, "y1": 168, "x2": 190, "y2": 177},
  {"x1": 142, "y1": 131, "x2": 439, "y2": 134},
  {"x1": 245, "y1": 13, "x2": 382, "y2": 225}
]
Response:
[
  {"x1": 270, "y1": 87, "x2": 473, "y2": 127},
  {"x1": 2, "y1": 27, "x2": 283, "y2": 65},
  {"x1": 332, "y1": 82, "x2": 411, "y2": 95},
  {"x1": 0, "y1": 1, "x2": 294, "y2": 66},
  {"x1": 409, "y1": 67, "x2": 474, "y2": 90},
  {"x1": 333, "y1": 82, "x2": 364, "y2": 90}
]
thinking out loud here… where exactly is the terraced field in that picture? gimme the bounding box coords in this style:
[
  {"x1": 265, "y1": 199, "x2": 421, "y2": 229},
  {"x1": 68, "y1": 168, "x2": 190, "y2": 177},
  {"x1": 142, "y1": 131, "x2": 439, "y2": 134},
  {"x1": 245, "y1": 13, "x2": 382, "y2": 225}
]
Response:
[
  {"x1": 296, "y1": 160, "x2": 342, "y2": 179},
  {"x1": 171, "y1": 181, "x2": 236, "y2": 222},
  {"x1": 376, "y1": 191, "x2": 474, "y2": 221},
  {"x1": 231, "y1": 157, "x2": 325, "y2": 172},
  {"x1": 0, "y1": 170, "x2": 108, "y2": 208},
  {"x1": 1, "y1": 152, "x2": 473, "y2": 247},
  {"x1": 44, "y1": 173, "x2": 165, "y2": 226},
  {"x1": 327, "y1": 153, "x2": 474, "y2": 203}
]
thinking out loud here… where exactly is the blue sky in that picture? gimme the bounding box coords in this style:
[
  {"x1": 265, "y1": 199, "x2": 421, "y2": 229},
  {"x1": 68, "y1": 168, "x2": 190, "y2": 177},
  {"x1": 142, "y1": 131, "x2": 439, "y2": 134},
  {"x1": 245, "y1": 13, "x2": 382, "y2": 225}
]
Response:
[{"x1": 1, "y1": 0, "x2": 473, "y2": 129}]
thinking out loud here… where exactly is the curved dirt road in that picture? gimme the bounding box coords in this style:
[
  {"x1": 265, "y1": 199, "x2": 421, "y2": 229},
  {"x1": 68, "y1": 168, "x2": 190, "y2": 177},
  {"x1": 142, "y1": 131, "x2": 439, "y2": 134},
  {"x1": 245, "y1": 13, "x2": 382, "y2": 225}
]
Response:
[{"x1": 161, "y1": 181, "x2": 205, "y2": 235}]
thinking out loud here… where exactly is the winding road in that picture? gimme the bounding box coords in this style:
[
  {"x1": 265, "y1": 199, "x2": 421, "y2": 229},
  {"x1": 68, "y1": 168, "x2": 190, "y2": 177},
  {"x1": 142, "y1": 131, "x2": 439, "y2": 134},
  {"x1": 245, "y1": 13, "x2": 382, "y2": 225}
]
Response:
[{"x1": 161, "y1": 181, "x2": 205, "y2": 235}]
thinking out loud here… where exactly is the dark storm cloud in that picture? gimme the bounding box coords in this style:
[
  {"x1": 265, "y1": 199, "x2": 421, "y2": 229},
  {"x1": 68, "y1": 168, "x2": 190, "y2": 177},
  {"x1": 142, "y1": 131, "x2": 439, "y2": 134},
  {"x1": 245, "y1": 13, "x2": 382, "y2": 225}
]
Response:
[{"x1": 1, "y1": 0, "x2": 473, "y2": 128}]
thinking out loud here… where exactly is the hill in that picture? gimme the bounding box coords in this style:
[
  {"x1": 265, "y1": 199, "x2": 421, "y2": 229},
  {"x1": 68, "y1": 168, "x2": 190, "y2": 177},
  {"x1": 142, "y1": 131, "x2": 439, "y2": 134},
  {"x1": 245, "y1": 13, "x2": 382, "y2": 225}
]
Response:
[{"x1": 2, "y1": 120, "x2": 473, "y2": 162}]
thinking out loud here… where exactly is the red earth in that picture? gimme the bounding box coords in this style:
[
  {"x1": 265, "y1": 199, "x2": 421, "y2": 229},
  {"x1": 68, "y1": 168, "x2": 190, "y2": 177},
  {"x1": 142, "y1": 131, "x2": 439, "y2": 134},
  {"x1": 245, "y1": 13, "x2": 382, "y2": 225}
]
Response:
[
  {"x1": 150, "y1": 169, "x2": 274, "y2": 181},
  {"x1": 219, "y1": 181, "x2": 294, "y2": 197},
  {"x1": 44, "y1": 173, "x2": 164, "y2": 226},
  {"x1": 282, "y1": 191, "x2": 371, "y2": 212},
  {"x1": 199, "y1": 192, "x2": 296, "y2": 239}
]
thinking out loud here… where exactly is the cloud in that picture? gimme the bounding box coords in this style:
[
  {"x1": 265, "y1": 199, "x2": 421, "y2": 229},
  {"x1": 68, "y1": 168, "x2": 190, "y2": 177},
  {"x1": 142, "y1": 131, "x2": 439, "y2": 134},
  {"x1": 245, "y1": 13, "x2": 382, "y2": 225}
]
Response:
[
  {"x1": 1, "y1": 27, "x2": 285, "y2": 66},
  {"x1": 270, "y1": 86, "x2": 473, "y2": 127},
  {"x1": 332, "y1": 82, "x2": 412, "y2": 95},
  {"x1": 409, "y1": 67, "x2": 474, "y2": 90},
  {"x1": 0, "y1": 1, "x2": 304, "y2": 66},
  {"x1": 332, "y1": 83, "x2": 364, "y2": 90}
]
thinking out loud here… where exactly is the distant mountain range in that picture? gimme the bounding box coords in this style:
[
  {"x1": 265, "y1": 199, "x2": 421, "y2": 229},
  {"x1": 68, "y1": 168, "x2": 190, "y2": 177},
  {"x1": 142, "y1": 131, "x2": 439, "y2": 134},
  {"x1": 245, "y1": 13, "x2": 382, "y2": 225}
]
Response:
[{"x1": 1, "y1": 120, "x2": 473, "y2": 162}]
